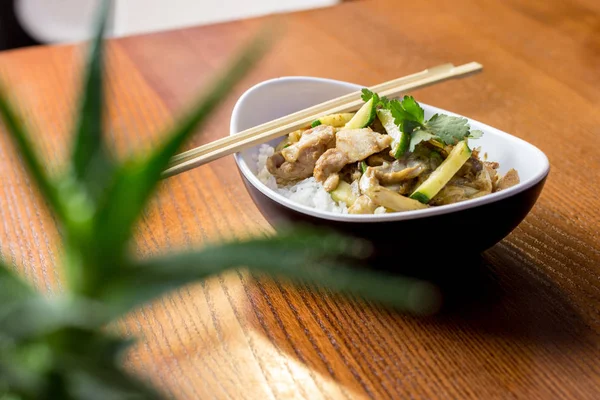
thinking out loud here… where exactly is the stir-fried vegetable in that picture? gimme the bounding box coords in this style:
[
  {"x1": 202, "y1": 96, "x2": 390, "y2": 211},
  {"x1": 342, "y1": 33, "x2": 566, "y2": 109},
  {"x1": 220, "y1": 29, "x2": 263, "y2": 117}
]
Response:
[
  {"x1": 265, "y1": 90, "x2": 519, "y2": 215},
  {"x1": 410, "y1": 140, "x2": 471, "y2": 203},
  {"x1": 345, "y1": 96, "x2": 377, "y2": 129},
  {"x1": 311, "y1": 113, "x2": 355, "y2": 128}
]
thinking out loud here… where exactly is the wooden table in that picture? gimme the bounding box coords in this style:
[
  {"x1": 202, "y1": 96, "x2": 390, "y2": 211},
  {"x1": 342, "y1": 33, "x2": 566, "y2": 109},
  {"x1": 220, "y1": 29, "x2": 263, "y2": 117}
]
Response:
[{"x1": 1, "y1": 0, "x2": 599, "y2": 398}]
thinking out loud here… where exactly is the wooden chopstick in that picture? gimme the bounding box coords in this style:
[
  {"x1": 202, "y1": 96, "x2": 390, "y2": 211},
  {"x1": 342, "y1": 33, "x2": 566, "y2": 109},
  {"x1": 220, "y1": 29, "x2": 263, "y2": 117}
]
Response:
[
  {"x1": 167, "y1": 63, "x2": 454, "y2": 167},
  {"x1": 162, "y1": 62, "x2": 482, "y2": 178}
]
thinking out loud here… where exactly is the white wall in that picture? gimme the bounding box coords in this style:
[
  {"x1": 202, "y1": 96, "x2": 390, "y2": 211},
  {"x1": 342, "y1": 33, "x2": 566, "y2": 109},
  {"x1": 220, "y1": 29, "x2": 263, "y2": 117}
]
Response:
[
  {"x1": 15, "y1": 0, "x2": 339, "y2": 43},
  {"x1": 113, "y1": 0, "x2": 338, "y2": 37}
]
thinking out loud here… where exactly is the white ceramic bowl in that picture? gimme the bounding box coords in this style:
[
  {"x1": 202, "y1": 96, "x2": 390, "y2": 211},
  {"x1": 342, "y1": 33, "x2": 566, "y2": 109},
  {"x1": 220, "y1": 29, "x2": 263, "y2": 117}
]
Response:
[{"x1": 230, "y1": 76, "x2": 549, "y2": 261}]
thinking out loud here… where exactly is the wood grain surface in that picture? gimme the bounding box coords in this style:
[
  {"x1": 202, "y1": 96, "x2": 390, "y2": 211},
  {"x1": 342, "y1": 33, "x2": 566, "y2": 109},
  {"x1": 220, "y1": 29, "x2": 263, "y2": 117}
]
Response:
[{"x1": 1, "y1": 0, "x2": 599, "y2": 398}]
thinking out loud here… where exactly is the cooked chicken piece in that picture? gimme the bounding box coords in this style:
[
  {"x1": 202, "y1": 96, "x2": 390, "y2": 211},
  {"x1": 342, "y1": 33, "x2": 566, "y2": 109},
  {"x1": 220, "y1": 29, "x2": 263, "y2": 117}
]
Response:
[
  {"x1": 496, "y1": 168, "x2": 520, "y2": 191},
  {"x1": 266, "y1": 153, "x2": 314, "y2": 184},
  {"x1": 314, "y1": 148, "x2": 349, "y2": 191},
  {"x1": 280, "y1": 125, "x2": 335, "y2": 163},
  {"x1": 323, "y1": 174, "x2": 340, "y2": 192},
  {"x1": 484, "y1": 163, "x2": 499, "y2": 188},
  {"x1": 485, "y1": 161, "x2": 500, "y2": 170},
  {"x1": 275, "y1": 128, "x2": 308, "y2": 152},
  {"x1": 348, "y1": 195, "x2": 378, "y2": 214},
  {"x1": 336, "y1": 128, "x2": 392, "y2": 163},
  {"x1": 430, "y1": 166, "x2": 495, "y2": 206},
  {"x1": 373, "y1": 160, "x2": 426, "y2": 185},
  {"x1": 366, "y1": 150, "x2": 395, "y2": 167},
  {"x1": 315, "y1": 130, "x2": 391, "y2": 189},
  {"x1": 267, "y1": 125, "x2": 335, "y2": 184},
  {"x1": 430, "y1": 184, "x2": 482, "y2": 206}
]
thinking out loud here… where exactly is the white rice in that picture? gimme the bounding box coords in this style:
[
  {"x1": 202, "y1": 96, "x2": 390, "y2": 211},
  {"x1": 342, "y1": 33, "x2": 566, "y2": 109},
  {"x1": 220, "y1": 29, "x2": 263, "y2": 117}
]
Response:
[{"x1": 254, "y1": 144, "x2": 349, "y2": 214}]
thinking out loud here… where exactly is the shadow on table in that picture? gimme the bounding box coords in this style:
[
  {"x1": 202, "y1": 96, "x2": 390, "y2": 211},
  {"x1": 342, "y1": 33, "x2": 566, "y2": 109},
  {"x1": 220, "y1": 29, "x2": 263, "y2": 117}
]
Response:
[
  {"x1": 244, "y1": 244, "x2": 593, "y2": 395},
  {"x1": 401, "y1": 249, "x2": 591, "y2": 342}
]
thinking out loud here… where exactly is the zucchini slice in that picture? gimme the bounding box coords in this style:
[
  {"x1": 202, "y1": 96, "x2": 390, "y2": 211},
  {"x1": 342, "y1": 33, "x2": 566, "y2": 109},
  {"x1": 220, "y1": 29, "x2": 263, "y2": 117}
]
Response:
[
  {"x1": 376, "y1": 109, "x2": 409, "y2": 158},
  {"x1": 410, "y1": 140, "x2": 471, "y2": 203},
  {"x1": 344, "y1": 97, "x2": 376, "y2": 129},
  {"x1": 330, "y1": 181, "x2": 358, "y2": 206}
]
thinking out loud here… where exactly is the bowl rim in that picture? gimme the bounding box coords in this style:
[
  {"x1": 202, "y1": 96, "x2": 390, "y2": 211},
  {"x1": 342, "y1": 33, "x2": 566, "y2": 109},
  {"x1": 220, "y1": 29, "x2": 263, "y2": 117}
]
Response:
[{"x1": 230, "y1": 76, "x2": 550, "y2": 223}]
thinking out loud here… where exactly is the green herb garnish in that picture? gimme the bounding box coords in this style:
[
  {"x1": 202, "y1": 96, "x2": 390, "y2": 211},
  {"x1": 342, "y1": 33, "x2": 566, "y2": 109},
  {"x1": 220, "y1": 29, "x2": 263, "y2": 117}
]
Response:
[
  {"x1": 389, "y1": 95, "x2": 425, "y2": 135},
  {"x1": 361, "y1": 88, "x2": 390, "y2": 109},
  {"x1": 363, "y1": 90, "x2": 481, "y2": 153}
]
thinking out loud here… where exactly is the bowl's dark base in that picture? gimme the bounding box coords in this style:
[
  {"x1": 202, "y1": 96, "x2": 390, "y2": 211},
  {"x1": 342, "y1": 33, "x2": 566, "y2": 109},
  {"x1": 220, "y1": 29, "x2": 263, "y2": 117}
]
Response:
[{"x1": 241, "y1": 173, "x2": 547, "y2": 278}]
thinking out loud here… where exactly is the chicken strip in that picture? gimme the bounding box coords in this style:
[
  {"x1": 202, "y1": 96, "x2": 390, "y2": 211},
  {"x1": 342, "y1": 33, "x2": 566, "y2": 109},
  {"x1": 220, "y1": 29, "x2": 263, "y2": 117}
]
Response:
[
  {"x1": 314, "y1": 148, "x2": 349, "y2": 191},
  {"x1": 373, "y1": 160, "x2": 426, "y2": 185},
  {"x1": 495, "y1": 168, "x2": 520, "y2": 191},
  {"x1": 336, "y1": 128, "x2": 392, "y2": 163},
  {"x1": 314, "y1": 128, "x2": 391, "y2": 190},
  {"x1": 267, "y1": 125, "x2": 335, "y2": 184},
  {"x1": 280, "y1": 125, "x2": 335, "y2": 163},
  {"x1": 348, "y1": 195, "x2": 378, "y2": 214}
]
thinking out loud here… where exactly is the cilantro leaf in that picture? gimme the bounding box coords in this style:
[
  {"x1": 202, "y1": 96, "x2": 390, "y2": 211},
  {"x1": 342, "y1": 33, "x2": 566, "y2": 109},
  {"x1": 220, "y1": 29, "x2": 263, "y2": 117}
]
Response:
[
  {"x1": 409, "y1": 129, "x2": 436, "y2": 152},
  {"x1": 400, "y1": 96, "x2": 424, "y2": 124},
  {"x1": 424, "y1": 114, "x2": 470, "y2": 145},
  {"x1": 361, "y1": 90, "x2": 482, "y2": 152},
  {"x1": 361, "y1": 88, "x2": 375, "y2": 103},
  {"x1": 379, "y1": 95, "x2": 390, "y2": 108},
  {"x1": 361, "y1": 88, "x2": 389, "y2": 109},
  {"x1": 469, "y1": 129, "x2": 483, "y2": 139},
  {"x1": 388, "y1": 96, "x2": 425, "y2": 134}
]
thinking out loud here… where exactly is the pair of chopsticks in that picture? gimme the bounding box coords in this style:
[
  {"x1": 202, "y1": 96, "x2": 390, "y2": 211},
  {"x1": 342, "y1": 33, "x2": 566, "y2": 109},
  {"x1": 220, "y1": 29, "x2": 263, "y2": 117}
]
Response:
[{"x1": 162, "y1": 62, "x2": 483, "y2": 178}]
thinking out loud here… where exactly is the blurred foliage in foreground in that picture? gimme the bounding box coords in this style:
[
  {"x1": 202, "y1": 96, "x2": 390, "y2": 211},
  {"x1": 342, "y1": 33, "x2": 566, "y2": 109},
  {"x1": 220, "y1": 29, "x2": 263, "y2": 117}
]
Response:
[{"x1": 0, "y1": 2, "x2": 439, "y2": 399}]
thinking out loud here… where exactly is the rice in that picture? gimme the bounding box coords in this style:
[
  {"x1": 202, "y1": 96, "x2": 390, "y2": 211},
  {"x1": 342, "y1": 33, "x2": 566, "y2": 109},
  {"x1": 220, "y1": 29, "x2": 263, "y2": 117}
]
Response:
[{"x1": 254, "y1": 144, "x2": 349, "y2": 214}]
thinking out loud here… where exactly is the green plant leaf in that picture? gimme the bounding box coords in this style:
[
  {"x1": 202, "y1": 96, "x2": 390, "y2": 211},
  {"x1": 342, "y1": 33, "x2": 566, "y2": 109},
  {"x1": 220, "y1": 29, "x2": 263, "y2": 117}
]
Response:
[
  {"x1": 0, "y1": 296, "x2": 110, "y2": 341},
  {"x1": 0, "y1": 342, "x2": 53, "y2": 399},
  {"x1": 99, "y1": 227, "x2": 364, "y2": 313},
  {"x1": 90, "y1": 28, "x2": 272, "y2": 287},
  {"x1": 70, "y1": 0, "x2": 114, "y2": 202},
  {"x1": 102, "y1": 228, "x2": 440, "y2": 316},
  {"x1": 55, "y1": 329, "x2": 160, "y2": 400},
  {"x1": 0, "y1": 328, "x2": 156, "y2": 400},
  {"x1": 0, "y1": 262, "x2": 33, "y2": 305},
  {"x1": 0, "y1": 265, "x2": 112, "y2": 339},
  {"x1": 0, "y1": 88, "x2": 66, "y2": 222},
  {"x1": 65, "y1": 366, "x2": 161, "y2": 400}
]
